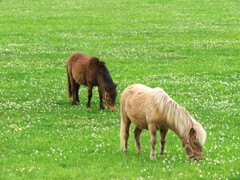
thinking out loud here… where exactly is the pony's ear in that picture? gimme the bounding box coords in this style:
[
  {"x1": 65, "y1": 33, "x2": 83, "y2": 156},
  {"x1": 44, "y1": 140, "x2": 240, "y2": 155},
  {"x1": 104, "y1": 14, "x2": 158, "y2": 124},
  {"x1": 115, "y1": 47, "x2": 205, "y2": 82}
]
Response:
[{"x1": 190, "y1": 128, "x2": 196, "y2": 136}]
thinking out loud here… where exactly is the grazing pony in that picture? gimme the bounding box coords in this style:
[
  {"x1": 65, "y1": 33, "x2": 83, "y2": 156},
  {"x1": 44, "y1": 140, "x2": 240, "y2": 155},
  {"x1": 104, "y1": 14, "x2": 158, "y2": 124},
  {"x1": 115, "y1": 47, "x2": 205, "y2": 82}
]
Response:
[
  {"x1": 67, "y1": 52, "x2": 117, "y2": 111},
  {"x1": 120, "y1": 84, "x2": 206, "y2": 160}
]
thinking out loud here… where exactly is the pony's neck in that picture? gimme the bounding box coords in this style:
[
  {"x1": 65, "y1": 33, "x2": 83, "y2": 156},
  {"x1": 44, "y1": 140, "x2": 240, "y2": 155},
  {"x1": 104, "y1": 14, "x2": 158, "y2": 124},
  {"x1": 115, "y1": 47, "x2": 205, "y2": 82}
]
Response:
[
  {"x1": 165, "y1": 102, "x2": 194, "y2": 140},
  {"x1": 97, "y1": 75, "x2": 110, "y2": 97},
  {"x1": 155, "y1": 91, "x2": 206, "y2": 146},
  {"x1": 174, "y1": 124, "x2": 190, "y2": 140},
  {"x1": 97, "y1": 76, "x2": 106, "y2": 94},
  {"x1": 174, "y1": 118, "x2": 193, "y2": 140},
  {"x1": 98, "y1": 69, "x2": 114, "y2": 92}
]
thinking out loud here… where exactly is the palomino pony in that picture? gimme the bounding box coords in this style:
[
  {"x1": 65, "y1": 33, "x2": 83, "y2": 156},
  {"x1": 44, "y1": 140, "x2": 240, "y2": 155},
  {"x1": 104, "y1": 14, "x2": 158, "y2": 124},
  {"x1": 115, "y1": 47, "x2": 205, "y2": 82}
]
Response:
[
  {"x1": 120, "y1": 84, "x2": 206, "y2": 160},
  {"x1": 67, "y1": 52, "x2": 117, "y2": 111}
]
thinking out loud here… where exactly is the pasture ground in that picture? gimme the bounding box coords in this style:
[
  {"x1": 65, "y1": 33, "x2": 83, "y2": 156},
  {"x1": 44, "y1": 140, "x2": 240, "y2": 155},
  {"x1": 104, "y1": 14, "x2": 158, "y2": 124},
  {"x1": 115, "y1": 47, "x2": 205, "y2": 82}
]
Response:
[{"x1": 0, "y1": 0, "x2": 239, "y2": 179}]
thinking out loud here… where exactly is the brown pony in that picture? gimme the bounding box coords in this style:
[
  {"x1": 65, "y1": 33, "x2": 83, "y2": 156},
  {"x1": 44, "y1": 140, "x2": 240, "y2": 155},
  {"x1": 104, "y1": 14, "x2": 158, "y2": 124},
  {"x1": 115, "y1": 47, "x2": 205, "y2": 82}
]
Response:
[
  {"x1": 120, "y1": 84, "x2": 206, "y2": 160},
  {"x1": 67, "y1": 52, "x2": 117, "y2": 111}
]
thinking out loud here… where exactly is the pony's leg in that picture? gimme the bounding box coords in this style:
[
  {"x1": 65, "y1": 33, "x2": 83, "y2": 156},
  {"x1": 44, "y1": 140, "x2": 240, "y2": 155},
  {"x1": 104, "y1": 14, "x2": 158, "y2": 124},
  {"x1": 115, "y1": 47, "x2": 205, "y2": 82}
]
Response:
[
  {"x1": 87, "y1": 85, "x2": 93, "y2": 108},
  {"x1": 67, "y1": 69, "x2": 72, "y2": 100},
  {"x1": 160, "y1": 129, "x2": 169, "y2": 155},
  {"x1": 98, "y1": 88, "x2": 105, "y2": 110},
  {"x1": 149, "y1": 124, "x2": 157, "y2": 160},
  {"x1": 67, "y1": 70, "x2": 77, "y2": 105},
  {"x1": 122, "y1": 121, "x2": 130, "y2": 153},
  {"x1": 120, "y1": 113, "x2": 131, "y2": 153},
  {"x1": 134, "y1": 127, "x2": 142, "y2": 153},
  {"x1": 71, "y1": 79, "x2": 77, "y2": 105},
  {"x1": 76, "y1": 84, "x2": 80, "y2": 102}
]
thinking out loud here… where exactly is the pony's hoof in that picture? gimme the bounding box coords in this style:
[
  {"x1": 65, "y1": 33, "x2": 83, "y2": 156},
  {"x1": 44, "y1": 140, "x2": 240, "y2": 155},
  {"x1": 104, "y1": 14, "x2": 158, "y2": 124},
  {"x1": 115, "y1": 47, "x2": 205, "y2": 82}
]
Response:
[
  {"x1": 136, "y1": 149, "x2": 142, "y2": 154},
  {"x1": 100, "y1": 107, "x2": 105, "y2": 110},
  {"x1": 150, "y1": 154, "x2": 156, "y2": 160},
  {"x1": 123, "y1": 150, "x2": 128, "y2": 155}
]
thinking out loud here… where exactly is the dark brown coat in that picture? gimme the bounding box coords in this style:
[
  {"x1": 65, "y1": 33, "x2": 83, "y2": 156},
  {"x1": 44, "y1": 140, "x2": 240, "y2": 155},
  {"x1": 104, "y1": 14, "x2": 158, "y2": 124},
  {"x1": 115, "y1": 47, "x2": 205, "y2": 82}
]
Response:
[{"x1": 67, "y1": 52, "x2": 117, "y2": 111}]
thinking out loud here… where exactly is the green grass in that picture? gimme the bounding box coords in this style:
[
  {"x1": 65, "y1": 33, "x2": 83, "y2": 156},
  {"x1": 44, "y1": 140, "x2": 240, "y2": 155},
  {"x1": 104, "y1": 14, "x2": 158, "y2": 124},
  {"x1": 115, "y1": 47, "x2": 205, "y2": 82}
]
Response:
[{"x1": 0, "y1": 0, "x2": 239, "y2": 179}]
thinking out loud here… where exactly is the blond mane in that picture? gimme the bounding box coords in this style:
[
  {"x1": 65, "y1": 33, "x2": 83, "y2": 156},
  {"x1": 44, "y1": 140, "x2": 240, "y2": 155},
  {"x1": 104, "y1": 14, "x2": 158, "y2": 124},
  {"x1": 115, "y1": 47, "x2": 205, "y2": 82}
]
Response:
[{"x1": 152, "y1": 88, "x2": 206, "y2": 146}]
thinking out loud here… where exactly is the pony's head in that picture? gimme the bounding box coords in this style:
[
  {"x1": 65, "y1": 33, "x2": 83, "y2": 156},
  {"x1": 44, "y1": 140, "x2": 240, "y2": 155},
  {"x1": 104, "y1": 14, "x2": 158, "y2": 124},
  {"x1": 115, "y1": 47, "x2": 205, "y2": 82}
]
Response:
[
  {"x1": 104, "y1": 84, "x2": 117, "y2": 111},
  {"x1": 182, "y1": 127, "x2": 206, "y2": 161}
]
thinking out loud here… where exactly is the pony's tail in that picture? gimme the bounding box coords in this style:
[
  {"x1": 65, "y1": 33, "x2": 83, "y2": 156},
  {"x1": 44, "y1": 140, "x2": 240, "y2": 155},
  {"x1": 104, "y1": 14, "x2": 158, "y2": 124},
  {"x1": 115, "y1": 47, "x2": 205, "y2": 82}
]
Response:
[
  {"x1": 120, "y1": 114, "x2": 124, "y2": 149},
  {"x1": 67, "y1": 66, "x2": 72, "y2": 99},
  {"x1": 120, "y1": 102, "x2": 128, "y2": 150}
]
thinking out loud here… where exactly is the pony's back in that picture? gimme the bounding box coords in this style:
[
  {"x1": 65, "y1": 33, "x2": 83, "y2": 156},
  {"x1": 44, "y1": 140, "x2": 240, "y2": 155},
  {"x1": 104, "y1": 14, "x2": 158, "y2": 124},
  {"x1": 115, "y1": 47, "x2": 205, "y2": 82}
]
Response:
[{"x1": 67, "y1": 52, "x2": 90, "y2": 64}]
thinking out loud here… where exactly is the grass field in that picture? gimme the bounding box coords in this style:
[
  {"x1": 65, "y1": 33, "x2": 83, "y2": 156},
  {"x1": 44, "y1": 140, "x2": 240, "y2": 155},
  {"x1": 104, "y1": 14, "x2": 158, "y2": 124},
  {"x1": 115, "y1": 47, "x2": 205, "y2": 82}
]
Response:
[{"x1": 0, "y1": 0, "x2": 239, "y2": 179}]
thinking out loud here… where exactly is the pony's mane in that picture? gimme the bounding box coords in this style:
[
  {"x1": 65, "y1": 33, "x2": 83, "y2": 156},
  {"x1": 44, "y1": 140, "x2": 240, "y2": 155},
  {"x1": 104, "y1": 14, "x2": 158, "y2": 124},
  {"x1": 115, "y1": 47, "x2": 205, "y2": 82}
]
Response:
[
  {"x1": 152, "y1": 88, "x2": 206, "y2": 146},
  {"x1": 90, "y1": 57, "x2": 115, "y2": 91}
]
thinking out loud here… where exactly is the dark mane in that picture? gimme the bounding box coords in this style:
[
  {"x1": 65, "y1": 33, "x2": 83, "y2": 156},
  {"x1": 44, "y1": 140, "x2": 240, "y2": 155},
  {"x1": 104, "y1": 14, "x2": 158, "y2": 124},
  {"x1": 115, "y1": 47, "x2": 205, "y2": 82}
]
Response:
[
  {"x1": 98, "y1": 61, "x2": 116, "y2": 91},
  {"x1": 89, "y1": 56, "x2": 115, "y2": 90},
  {"x1": 89, "y1": 56, "x2": 100, "y2": 66},
  {"x1": 102, "y1": 67, "x2": 115, "y2": 90}
]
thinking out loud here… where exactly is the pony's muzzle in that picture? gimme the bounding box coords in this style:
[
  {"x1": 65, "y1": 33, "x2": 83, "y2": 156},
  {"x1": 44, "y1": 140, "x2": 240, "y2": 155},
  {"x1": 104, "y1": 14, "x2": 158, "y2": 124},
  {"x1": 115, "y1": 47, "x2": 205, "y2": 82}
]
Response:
[
  {"x1": 190, "y1": 153, "x2": 204, "y2": 161},
  {"x1": 108, "y1": 106, "x2": 116, "y2": 111}
]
